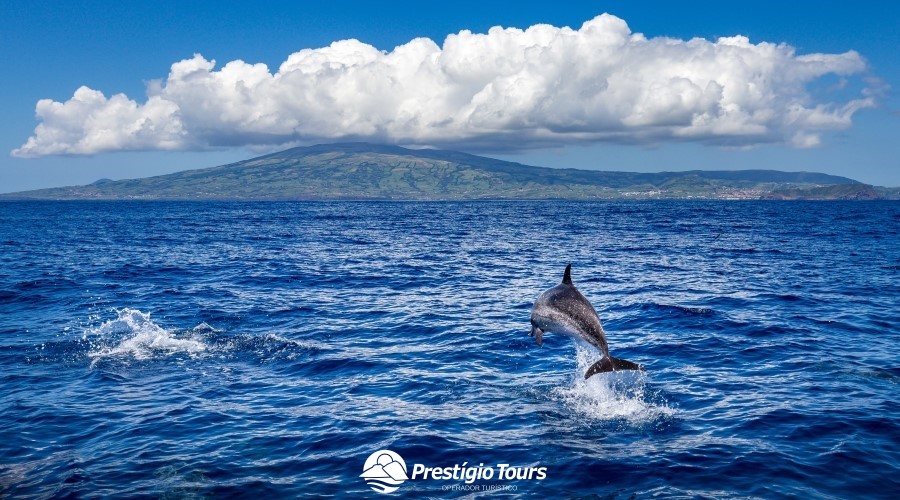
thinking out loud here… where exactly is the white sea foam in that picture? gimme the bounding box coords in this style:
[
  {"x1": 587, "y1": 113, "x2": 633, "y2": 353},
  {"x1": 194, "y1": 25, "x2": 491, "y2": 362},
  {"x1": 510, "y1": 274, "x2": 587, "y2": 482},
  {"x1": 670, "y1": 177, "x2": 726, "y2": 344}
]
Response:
[
  {"x1": 85, "y1": 308, "x2": 207, "y2": 365},
  {"x1": 82, "y1": 309, "x2": 320, "y2": 369},
  {"x1": 553, "y1": 345, "x2": 675, "y2": 425}
]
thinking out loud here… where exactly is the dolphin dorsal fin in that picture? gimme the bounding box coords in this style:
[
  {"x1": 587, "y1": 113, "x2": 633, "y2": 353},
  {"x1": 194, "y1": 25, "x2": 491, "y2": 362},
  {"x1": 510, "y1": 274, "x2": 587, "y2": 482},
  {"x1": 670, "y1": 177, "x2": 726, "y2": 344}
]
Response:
[{"x1": 562, "y1": 264, "x2": 572, "y2": 285}]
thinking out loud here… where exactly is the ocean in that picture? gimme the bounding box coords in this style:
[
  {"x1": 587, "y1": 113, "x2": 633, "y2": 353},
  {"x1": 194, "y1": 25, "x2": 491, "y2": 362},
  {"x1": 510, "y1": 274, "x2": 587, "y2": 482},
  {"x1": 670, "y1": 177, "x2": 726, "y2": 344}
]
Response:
[{"x1": 0, "y1": 200, "x2": 897, "y2": 498}]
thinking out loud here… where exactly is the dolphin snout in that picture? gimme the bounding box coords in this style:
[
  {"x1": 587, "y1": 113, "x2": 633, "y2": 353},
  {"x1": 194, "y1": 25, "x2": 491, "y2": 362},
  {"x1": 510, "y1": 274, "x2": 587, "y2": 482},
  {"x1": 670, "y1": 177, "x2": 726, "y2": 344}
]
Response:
[{"x1": 529, "y1": 322, "x2": 544, "y2": 347}]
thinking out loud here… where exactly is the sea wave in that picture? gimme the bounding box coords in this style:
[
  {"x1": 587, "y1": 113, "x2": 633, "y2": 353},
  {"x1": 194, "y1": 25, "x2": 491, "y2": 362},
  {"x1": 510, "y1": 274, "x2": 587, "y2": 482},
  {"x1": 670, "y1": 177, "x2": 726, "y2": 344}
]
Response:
[{"x1": 2, "y1": 200, "x2": 898, "y2": 498}]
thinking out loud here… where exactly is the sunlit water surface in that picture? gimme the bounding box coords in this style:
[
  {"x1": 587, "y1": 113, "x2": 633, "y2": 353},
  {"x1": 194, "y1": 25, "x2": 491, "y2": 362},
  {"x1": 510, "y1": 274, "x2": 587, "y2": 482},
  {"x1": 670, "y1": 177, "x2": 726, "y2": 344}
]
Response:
[{"x1": 0, "y1": 201, "x2": 897, "y2": 498}]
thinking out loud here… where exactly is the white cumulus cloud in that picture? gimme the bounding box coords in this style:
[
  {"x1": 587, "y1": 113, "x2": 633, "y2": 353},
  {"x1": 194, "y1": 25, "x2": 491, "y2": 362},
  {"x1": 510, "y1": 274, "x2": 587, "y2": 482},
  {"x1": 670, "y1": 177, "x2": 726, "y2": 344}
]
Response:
[{"x1": 13, "y1": 14, "x2": 876, "y2": 157}]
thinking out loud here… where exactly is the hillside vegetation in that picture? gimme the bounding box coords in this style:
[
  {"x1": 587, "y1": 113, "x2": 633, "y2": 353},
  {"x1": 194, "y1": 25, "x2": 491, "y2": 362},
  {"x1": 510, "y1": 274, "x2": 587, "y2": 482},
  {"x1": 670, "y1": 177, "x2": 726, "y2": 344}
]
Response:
[{"x1": 3, "y1": 143, "x2": 893, "y2": 200}]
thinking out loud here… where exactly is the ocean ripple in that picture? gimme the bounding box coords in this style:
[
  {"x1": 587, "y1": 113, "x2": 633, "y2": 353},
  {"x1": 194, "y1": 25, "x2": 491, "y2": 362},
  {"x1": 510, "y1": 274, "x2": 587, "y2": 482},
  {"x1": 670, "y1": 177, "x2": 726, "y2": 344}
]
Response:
[{"x1": 0, "y1": 200, "x2": 898, "y2": 498}]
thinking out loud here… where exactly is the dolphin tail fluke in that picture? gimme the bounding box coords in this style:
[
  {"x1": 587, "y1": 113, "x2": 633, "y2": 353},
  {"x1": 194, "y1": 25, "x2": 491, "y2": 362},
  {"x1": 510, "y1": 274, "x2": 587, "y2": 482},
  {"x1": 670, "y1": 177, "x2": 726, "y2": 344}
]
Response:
[{"x1": 584, "y1": 356, "x2": 643, "y2": 379}]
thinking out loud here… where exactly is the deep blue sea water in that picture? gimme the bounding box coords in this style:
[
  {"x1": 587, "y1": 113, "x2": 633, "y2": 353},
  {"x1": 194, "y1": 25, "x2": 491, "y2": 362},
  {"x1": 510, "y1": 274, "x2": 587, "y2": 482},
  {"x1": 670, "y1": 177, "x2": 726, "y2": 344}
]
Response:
[{"x1": 0, "y1": 200, "x2": 898, "y2": 499}]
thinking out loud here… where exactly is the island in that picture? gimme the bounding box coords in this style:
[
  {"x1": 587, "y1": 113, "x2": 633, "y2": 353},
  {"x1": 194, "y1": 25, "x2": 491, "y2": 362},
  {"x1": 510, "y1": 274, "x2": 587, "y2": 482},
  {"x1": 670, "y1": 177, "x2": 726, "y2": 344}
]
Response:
[{"x1": 2, "y1": 143, "x2": 897, "y2": 200}]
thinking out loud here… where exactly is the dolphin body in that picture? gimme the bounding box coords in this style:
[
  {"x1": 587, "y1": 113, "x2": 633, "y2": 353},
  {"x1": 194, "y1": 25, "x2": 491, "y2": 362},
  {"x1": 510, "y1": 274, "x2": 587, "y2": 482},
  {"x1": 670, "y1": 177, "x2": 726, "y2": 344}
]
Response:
[{"x1": 529, "y1": 264, "x2": 643, "y2": 379}]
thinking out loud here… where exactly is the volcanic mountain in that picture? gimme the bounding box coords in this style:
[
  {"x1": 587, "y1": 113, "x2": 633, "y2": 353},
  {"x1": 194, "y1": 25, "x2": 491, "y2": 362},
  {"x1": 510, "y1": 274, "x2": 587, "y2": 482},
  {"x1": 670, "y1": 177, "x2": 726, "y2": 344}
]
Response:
[{"x1": 3, "y1": 143, "x2": 892, "y2": 200}]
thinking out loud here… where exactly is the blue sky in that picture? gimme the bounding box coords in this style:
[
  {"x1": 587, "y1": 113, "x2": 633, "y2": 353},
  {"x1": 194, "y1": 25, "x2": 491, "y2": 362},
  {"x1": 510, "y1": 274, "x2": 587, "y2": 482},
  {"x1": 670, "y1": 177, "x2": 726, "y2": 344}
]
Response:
[{"x1": 2, "y1": 0, "x2": 898, "y2": 192}]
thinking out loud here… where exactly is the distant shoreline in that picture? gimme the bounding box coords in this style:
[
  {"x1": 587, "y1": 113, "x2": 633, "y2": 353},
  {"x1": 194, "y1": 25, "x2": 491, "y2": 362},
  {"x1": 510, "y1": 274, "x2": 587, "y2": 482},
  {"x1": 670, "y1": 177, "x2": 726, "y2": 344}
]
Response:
[
  {"x1": 2, "y1": 197, "x2": 898, "y2": 203},
  {"x1": 3, "y1": 143, "x2": 897, "y2": 201}
]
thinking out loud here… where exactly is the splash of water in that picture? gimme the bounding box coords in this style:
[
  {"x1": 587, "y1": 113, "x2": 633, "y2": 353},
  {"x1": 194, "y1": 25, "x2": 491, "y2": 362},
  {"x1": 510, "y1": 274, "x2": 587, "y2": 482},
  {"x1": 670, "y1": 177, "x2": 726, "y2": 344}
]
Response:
[
  {"x1": 80, "y1": 309, "x2": 319, "y2": 370},
  {"x1": 84, "y1": 308, "x2": 207, "y2": 365},
  {"x1": 553, "y1": 345, "x2": 675, "y2": 425}
]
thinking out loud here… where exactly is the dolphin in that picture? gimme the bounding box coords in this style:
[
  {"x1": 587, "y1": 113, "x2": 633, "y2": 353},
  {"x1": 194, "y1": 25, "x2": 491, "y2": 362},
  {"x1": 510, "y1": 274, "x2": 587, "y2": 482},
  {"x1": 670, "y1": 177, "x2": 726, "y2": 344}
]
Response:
[{"x1": 529, "y1": 264, "x2": 643, "y2": 379}]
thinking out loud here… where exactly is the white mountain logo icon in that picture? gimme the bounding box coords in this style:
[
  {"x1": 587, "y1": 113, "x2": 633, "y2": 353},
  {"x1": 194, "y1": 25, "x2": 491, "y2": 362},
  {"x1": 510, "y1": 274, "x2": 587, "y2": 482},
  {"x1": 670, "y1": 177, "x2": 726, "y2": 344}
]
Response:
[{"x1": 360, "y1": 449, "x2": 409, "y2": 494}]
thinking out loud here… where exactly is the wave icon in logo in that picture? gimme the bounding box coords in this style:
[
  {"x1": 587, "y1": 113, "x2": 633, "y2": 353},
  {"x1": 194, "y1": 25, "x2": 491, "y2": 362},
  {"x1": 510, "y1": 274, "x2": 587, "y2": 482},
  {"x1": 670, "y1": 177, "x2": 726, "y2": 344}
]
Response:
[{"x1": 361, "y1": 449, "x2": 409, "y2": 494}]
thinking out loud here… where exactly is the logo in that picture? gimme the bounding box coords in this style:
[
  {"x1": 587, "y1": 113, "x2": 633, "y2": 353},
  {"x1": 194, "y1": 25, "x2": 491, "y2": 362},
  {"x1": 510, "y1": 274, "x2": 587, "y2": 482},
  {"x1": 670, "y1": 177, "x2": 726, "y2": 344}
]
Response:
[{"x1": 360, "y1": 449, "x2": 409, "y2": 494}]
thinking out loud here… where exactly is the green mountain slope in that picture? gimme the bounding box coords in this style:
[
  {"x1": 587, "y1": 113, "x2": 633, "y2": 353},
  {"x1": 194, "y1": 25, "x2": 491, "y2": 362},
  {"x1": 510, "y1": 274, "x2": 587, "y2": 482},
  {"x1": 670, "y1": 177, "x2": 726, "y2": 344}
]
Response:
[{"x1": 0, "y1": 143, "x2": 884, "y2": 200}]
